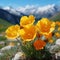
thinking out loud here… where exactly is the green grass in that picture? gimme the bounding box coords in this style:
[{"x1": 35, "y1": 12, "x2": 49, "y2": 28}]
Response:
[
  {"x1": 0, "y1": 36, "x2": 6, "y2": 41},
  {"x1": 0, "y1": 36, "x2": 7, "y2": 49},
  {"x1": 0, "y1": 19, "x2": 12, "y2": 49},
  {"x1": 50, "y1": 12, "x2": 60, "y2": 22},
  {"x1": 0, "y1": 19, "x2": 12, "y2": 33}
]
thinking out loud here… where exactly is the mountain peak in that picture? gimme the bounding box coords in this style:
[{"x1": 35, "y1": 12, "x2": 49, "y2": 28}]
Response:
[
  {"x1": 2, "y1": 6, "x2": 13, "y2": 11},
  {"x1": 2, "y1": 6, "x2": 21, "y2": 15},
  {"x1": 1, "y1": 4, "x2": 60, "y2": 16}
]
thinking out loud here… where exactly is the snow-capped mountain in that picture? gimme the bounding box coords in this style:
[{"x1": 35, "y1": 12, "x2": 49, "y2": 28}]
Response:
[
  {"x1": 0, "y1": 4, "x2": 60, "y2": 24},
  {"x1": 3, "y1": 6, "x2": 21, "y2": 15},
  {"x1": 16, "y1": 4, "x2": 60, "y2": 18}
]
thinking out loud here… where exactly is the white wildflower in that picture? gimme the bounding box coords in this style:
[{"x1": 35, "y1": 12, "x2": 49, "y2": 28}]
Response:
[
  {"x1": 56, "y1": 39, "x2": 60, "y2": 45},
  {"x1": 12, "y1": 52, "x2": 25, "y2": 60}
]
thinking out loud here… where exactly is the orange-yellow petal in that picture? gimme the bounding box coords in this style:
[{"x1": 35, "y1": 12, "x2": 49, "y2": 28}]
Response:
[
  {"x1": 58, "y1": 27, "x2": 60, "y2": 31},
  {"x1": 5, "y1": 25, "x2": 20, "y2": 39},
  {"x1": 55, "y1": 32, "x2": 60, "y2": 38},
  {"x1": 45, "y1": 33, "x2": 52, "y2": 39},
  {"x1": 36, "y1": 18, "x2": 55, "y2": 35},
  {"x1": 19, "y1": 25, "x2": 37, "y2": 41},
  {"x1": 56, "y1": 21, "x2": 60, "y2": 26},
  {"x1": 48, "y1": 39, "x2": 54, "y2": 43},
  {"x1": 20, "y1": 15, "x2": 35, "y2": 28},
  {"x1": 33, "y1": 40, "x2": 46, "y2": 50}
]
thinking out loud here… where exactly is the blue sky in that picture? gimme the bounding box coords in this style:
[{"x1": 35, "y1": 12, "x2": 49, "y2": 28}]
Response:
[{"x1": 0, "y1": 0, "x2": 60, "y2": 8}]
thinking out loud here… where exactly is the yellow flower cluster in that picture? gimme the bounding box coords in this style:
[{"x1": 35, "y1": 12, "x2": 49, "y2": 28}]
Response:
[
  {"x1": 5, "y1": 15, "x2": 36, "y2": 41},
  {"x1": 5, "y1": 15, "x2": 56, "y2": 50},
  {"x1": 55, "y1": 21, "x2": 60, "y2": 38}
]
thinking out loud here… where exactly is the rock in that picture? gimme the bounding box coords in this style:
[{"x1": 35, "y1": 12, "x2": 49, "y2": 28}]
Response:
[
  {"x1": 55, "y1": 52, "x2": 60, "y2": 59},
  {"x1": 0, "y1": 53, "x2": 4, "y2": 56},
  {"x1": 0, "y1": 45, "x2": 14, "y2": 52},
  {"x1": 0, "y1": 34, "x2": 3, "y2": 36},
  {"x1": 0, "y1": 41, "x2": 5, "y2": 45}
]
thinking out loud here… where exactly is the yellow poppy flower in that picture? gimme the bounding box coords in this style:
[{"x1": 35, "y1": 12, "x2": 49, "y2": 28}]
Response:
[
  {"x1": 56, "y1": 21, "x2": 60, "y2": 26},
  {"x1": 20, "y1": 15, "x2": 35, "y2": 28},
  {"x1": 48, "y1": 39, "x2": 54, "y2": 44},
  {"x1": 33, "y1": 40, "x2": 46, "y2": 50},
  {"x1": 36, "y1": 18, "x2": 55, "y2": 35},
  {"x1": 5, "y1": 25, "x2": 20, "y2": 39},
  {"x1": 58, "y1": 27, "x2": 60, "y2": 31},
  {"x1": 19, "y1": 25, "x2": 37, "y2": 41},
  {"x1": 45, "y1": 33, "x2": 52, "y2": 39},
  {"x1": 55, "y1": 32, "x2": 60, "y2": 38}
]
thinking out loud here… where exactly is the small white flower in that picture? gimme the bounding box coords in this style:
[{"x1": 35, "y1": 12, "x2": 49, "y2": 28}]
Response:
[
  {"x1": 17, "y1": 43, "x2": 20, "y2": 46},
  {"x1": 12, "y1": 52, "x2": 25, "y2": 60},
  {"x1": 49, "y1": 44, "x2": 60, "y2": 53},
  {"x1": 56, "y1": 39, "x2": 60, "y2": 45},
  {"x1": 49, "y1": 45, "x2": 57, "y2": 53}
]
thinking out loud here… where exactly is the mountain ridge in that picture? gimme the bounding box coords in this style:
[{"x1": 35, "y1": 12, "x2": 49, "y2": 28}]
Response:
[
  {"x1": 50, "y1": 12, "x2": 60, "y2": 21},
  {"x1": 0, "y1": 4, "x2": 60, "y2": 24}
]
